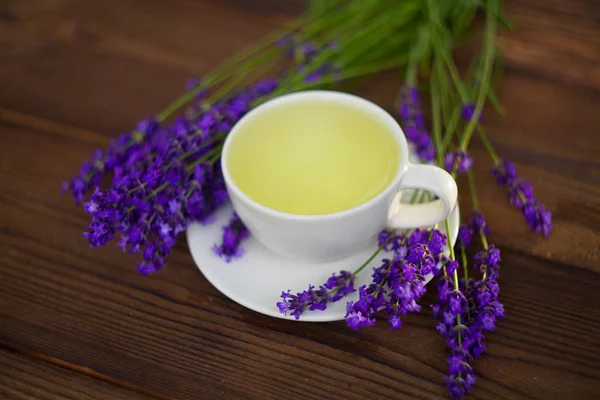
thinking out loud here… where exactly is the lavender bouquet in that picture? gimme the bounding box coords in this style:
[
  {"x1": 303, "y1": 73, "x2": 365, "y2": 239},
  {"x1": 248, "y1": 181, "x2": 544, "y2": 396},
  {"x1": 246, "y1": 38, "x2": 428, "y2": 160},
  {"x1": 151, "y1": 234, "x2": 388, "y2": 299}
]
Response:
[{"x1": 64, "y1": 0, "x2": 551, "y2": 398}]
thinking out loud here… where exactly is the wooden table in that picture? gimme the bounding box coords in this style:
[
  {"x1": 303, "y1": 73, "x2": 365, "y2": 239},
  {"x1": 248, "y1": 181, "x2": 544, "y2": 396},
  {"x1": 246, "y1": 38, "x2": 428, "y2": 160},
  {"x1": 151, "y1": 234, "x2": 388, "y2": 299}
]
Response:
[{"x1": 1, "y1": 1, "x2": 599, "y2": 399}]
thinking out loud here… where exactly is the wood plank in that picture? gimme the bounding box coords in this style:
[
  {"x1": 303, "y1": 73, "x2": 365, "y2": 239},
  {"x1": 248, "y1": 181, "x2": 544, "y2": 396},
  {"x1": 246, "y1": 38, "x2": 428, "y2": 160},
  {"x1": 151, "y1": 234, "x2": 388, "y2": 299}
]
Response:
[
  {"x1": 502, "y1": 0, "x2": 600, "y2": 89},
  {"x1": 0, "y1": 347, "x2": 158, "y2": 400},
  {"x1": 0, "y1": 0, "x2": 599, "y2": 135},
  {"x1": 0, "y1": 0, "x2": 287, "y2": 135},
  {"x1": 1, "y1": 123, "x2": 600, "y2": 400},
  {"x1": 461, "y1": 72, "x2": 600, "y2": 270}
]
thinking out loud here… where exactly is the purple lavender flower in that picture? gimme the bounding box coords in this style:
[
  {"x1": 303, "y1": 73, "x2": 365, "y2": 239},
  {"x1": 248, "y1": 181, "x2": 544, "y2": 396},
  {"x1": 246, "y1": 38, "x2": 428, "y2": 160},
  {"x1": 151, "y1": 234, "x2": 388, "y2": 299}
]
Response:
[
  {"x1": 326, "y1": 39, "x2": 339, "y2": 49},
  {"x1": 277, "y1": 36, "x2": 338, "y2": 67},
  {"x1": 184, "y1": 78, "x2": 207, "y2": 100},
  {"x1": 445, "y1": 350, "x2": 478, "y2": 399},
  {"x1": 444, "y1": 150, "x2": 473, "y2": 174},
  {"x1": 378, "y1": 230, "x2": 409, "y2": 254},
  {"x1": 426, "y1": 229, "x2": 447, "y2": 256},
  {"x1": 345, "y1": 300, "x2": 376, "y2": 330},
  {"x1": 303, "y1": 65, "x2": 327, "y2": 84},
  {"x1": 444, "y1": 258, "x2": 459, "y2": 275},
  {"x1": 458, "y1": 225, "x2": 473, "y2": 247},
  {"x1": 185, "y1": 78, "x2": 200, "y2": 91},
  {"x1": 66, "y1": 79, "x2": 279, "y2": 274},
  {"x1": 397, "y1": 85, "x2": 435, "y2": 162},
  {"x1": 470, "y1": 278, "x2": 505, "y2": 332},
  {"x1": 523, "y1": 202, "x2": 552, "y2": 238},
  {"x1": 461, "y1": 103, "x2": 482, "y2": 122},
  {"x1": 251, "y1": 79, "x2": 278, "y2": 97},
  {"x1": 491, "y1": 159, "x2": 517, "y2": 187},
  {"x1": 434, "y1": 236, "x2": 505, "y2": 399},
  {"x1": 277, "y1": 36, "x2": 343, "y2": 86},
  {"x1": 465, "y1": 251, "x2": 505, "y2": 340},
  {"x1": 459, "y1": 210, "x2": 490, "y2": 248},
  {"x1": 407, "y1": 244, "x2": 437, "y2": 276},
  {"x1": 345, "y1": 229, "x2": 446, "y2": 330},
  {"x1": 433, "y1": 278, "x2": 479, "y2": 399},
  {"x1": 491, "y1": 159, "x2": 552, "y2": 238},
  {"x1": 275, "y1": 33, "x2": 295, "y2": 48},
  {"x1": 508, "y1": 180, "x2": 534, "y2": 208},
  {"x1": 469, "y1": 210, "x2": 489, "y2": 236},
  {"x1": 275, "y1": 33, "x2": 297, "y2": 57},
  {"x1": 378, "y1": 230, "x2": 394, "y2": 250},
  {"x1": 296, "y1": 42, "x2": 317, "y2": 60},
  {"x1": 473, "y1": 245, "x2": 501, "y2": 276},
  {"x1": 277, "y1": 271, "x2": 355, "y2": 319},
  {"x1": 212, "y1": 212, "x2": 250, "y2": 262}
]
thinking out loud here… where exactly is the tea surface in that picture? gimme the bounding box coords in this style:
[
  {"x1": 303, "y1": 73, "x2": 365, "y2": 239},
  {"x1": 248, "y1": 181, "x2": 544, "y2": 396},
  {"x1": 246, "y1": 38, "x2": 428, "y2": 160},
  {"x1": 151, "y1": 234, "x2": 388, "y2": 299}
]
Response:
[{"x1": 227, "y1": 99, "x2": 399, "y2": 215}]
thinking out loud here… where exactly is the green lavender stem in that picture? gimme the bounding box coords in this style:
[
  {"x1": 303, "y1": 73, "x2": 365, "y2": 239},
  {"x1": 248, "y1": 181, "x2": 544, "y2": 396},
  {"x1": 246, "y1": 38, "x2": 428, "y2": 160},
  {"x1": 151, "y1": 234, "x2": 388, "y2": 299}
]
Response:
[
  {"x1": 477, "y1": 126, "x2": 500, "y2": 164},
  {"x1": 458, "y1": 0, "x2": 498, "y2": 150},
  {"x1": 460, "y1": 243, "x2": 471, "y2": 319},
  {"x1": 353, "y1": 235, "x2": 391, "y2": 276},
  {"x1": 440, "y1": 48, "x2": 470, "y2": 103},
  {"x1": 430, "y1": 60, "x2": 444, "y2": 167},
  {"x1": 204, "y1": 17, "x2": 305, "y2": 80},
  {"x1": 405, "y1": 24, "x2": 431, "y2": 84},
  {"x1": 288, "y1": 6, "x2": 417, "y2": 88},
  {"x1": 150, "y1": 0, "x2": 426, "y2": 129},
  {"x1": 466, "y1": 169, "x2": 490, "y2": 250},
  {"x1": 427, "y1": 15, "x2": 467, "y2": 351},
  {"x1": 467, "y1": 169, "x2": 479, "y2": 210},
  {"x1": 267, "y1": 53, "x2": 411, "y2": 101},
  {"x1": 155, "y1": 4, "x2": 363, "y2": 122}
]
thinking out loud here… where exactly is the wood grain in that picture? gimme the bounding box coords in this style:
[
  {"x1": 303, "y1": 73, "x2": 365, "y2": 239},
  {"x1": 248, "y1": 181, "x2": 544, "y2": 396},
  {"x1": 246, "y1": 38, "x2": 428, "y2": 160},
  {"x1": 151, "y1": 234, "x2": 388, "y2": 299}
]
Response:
[
  {"x1": 0, "y1": 0, "x2": 283, "y2": 134},
  {"x1": 501, "y1": 0, "x2": 600, "y2": 88},
  {"x1": 0, "y1": 347, "x2": 156, "y2": 400},
  {"x1": 1, "y1": 0, "x2": 600, "y2": 399}
]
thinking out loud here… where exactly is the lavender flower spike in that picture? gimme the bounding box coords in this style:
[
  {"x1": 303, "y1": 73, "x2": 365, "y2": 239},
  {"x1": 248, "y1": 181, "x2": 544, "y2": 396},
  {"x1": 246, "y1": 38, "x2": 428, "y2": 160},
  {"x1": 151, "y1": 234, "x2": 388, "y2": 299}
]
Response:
[
  {"x1": 397, "y1": 85, "x2": 436, "y2": 162},
  {"x1": 433, "y1": 215, "x2": 505, "y2": 399},
  {"x1": 491, "y1": 159, "x2": 517, "y2": 187},
  {"x1": 212, "y1": 212, "x2": 250, "y2": 263},
  {"x1": 277, "y1": 271, "x2": 355, "y2": 320},
  {"x1": 433, "y1": 276, "x2": 479, "y2": 400},
  {"x1": 491, "y1": 159, "x2": 552, "y2": 238},
  {"x1": 444, "y1": 150, "x2": 473, "y2": 174},
  {"x1": 345, "y1": 229, "x2": 446, "y2": 331},
  {"x1": 68, "y1": 79, "x2": 279, "y2": 274},
  {"x1": 461, "y1": 103, "x2": 483, "y2": 122}
]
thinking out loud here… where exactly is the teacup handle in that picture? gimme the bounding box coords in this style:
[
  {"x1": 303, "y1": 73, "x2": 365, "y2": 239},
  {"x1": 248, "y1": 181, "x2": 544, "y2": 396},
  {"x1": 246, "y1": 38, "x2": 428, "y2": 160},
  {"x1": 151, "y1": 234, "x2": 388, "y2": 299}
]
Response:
[{"x1": 387, "y1": 163, "x2": 458, "y2": 229}]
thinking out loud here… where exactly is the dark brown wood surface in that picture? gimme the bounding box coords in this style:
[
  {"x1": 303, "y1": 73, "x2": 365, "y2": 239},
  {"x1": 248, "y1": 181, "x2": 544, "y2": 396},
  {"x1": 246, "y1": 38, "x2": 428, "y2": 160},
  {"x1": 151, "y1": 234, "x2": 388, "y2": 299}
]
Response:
[{"x1": 1, "y1": 0, "x2": 600, "y2": 399}]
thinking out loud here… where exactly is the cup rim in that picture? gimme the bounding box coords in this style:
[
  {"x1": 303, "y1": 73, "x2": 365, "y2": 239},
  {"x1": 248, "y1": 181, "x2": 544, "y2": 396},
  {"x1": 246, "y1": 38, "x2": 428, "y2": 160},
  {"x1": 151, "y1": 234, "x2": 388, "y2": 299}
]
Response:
[{"x1": 221, "y1": 90, "x2": 410, "y2": 221}]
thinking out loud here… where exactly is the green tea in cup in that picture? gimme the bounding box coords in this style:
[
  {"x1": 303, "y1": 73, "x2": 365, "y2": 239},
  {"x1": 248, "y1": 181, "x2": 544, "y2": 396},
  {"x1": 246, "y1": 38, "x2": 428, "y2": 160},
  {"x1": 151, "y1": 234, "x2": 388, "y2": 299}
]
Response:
[{"x1": 227, "y1": 98, "x2": 399, "y2": 215}]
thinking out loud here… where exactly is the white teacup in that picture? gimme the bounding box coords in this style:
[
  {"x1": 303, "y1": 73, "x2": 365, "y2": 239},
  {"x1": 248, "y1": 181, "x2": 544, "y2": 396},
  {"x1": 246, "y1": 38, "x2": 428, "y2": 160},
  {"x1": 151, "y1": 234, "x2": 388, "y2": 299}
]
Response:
[{"x1": 221, "y1": 90, "x2": 457, "y2": 262}]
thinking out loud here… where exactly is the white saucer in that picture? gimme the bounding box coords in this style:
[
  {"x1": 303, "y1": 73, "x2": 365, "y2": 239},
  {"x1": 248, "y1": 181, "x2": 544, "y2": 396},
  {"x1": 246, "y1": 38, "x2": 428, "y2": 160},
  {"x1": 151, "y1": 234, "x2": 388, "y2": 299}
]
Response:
[{"x1": 187, "y1": 200, "x2": 459, "y2": 322}]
